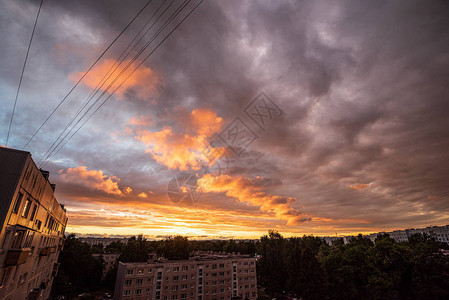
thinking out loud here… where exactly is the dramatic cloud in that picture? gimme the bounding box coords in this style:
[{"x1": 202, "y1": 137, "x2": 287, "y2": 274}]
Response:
[
  {"x1": 198, "y1": 174, "x2": 310, "y2": 225},
  {"x1": 1, "y1": 0, "x2": 448, "y2": 237},
  {"x1": 349, "y1": 184, "x2": 369, "y2": 191},
  {"x1": 69, "y1": 58, "x2": 159, "y2": 99},
  {"x1": 138, "y1": 192, "x2": 148, "y2": 199},
  {"x1": 135, "y1": 108, "x2": 224, "y2": 170},
  {"x1": 59, "y1": 166, "x2": 129, "y2": 196}
]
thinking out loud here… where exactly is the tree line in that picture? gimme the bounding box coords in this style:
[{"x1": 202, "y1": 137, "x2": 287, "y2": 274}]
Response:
[
  {"x1": 257, "y1": 230, "x2": 449, "y2": 300},
  {"x1": 52, "y1": 231, "x2": 449, "y2": 299}
]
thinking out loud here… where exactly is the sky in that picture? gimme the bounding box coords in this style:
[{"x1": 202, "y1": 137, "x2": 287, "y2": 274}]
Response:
[{"x1": 1, "y1": 0, "x2": 449, "y2": 239}]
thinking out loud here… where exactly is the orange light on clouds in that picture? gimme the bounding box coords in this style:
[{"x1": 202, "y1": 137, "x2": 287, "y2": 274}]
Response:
[
  {"x1": 135, "y1": 108, "x2": 225, "y2": 170},
  {"x1": 70, "y1": 58, "x2": 159, "y2": 98},
  {"x1": 59, "y1": 166, "x2": 130, "y2": 196},
  {"x1": 198, "y1": 174, "x2": 310, "y2": 225},
  {"x1": 349, "y1": 183, "x2": 369, "y2": 190}
]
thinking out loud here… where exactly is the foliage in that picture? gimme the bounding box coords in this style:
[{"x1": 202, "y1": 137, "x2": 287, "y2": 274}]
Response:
[
  {"x1": 51, "y1": 234, "x2": 104, "y2": 296},
  {"x1": 256, "y1": 231, "x2": 449, "y2": 300},
  {"x1": 53, "y1": 231, "x2": 449, "y2": 300}
]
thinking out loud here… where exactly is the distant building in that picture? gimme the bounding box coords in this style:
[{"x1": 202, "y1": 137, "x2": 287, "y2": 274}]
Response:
[
  {"x1": 322, "y1": 225, "x2": 449, "y2": 245},
  {"x1": 114, "y1": 251, "x2": 257, "y2": 300},
  {"x1": 79, "y1": 237, "x2": 129, "y2": 247},
  {"x1": 0, "y1": 147, "x2": 68, "y2": 300},
  {"x1": 323, "y1": 236, "x2": 341, "y2": 246}
]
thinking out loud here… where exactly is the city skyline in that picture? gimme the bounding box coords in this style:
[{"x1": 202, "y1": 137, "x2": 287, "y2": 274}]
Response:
[{"x1": 1, "y1": 0, "x2": 449, "y2": 238}]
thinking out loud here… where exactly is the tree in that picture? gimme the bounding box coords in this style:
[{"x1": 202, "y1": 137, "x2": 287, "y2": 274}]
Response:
[
  {"x1": 158, "y1": 236, "x2": 189, "y2": 260},
  {"x1": 257, "y1": 230, "x2": 287, "y2": 296}
]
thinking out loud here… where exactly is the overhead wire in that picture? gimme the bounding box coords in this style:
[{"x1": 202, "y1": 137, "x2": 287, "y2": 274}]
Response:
[
  {"x1": 40, "y1": 0, "x2": 205, "y2": 168},
  {"x1": 6, "y1": 0, "x2": 44, "y2": 147},
  {"x1": 22, "y1": 0, "x2": 153, "y2": 150},
  {"x1": 39, "y1": 0, "x2": 170, "y2": 163},
  {"x1": 38, "y1": 0, "x2": 181, "y2": 167}
]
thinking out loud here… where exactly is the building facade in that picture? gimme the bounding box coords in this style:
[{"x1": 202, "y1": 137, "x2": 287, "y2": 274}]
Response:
[
  {"x1": 79, "y1": 237, "x2": 129, "y2": 247},
  {"x1": 114, "y1": 252, "x2": 257, "y2": 300},
  {"x1": 323, "y1": 225, "x2": 449, "y2": 245},
  {"x1": 0, "y1": 147, "x2": 68, "y2": 300}
]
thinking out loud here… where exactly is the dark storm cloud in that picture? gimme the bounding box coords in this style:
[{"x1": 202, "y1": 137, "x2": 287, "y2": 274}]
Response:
[{"x1": 1, "y1": 0, "x2": 449, "y2": 235}]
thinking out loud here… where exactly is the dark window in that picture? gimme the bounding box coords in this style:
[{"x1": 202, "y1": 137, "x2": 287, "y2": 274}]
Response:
[
  {"x1": 1, "y1": 268, "x2": 12, "y2": 286},
  {"x1": 11, "y1": 231, "x2": 26, "y2": 248},
  {"x1": 13, "y1": 192, "x2": 23, "y2": 213},
  {"x1": 30, "y1": 204, "x2": 38, "y2": 221}
]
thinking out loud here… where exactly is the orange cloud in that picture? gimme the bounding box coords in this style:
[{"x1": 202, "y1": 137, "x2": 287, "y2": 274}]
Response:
[
  {"x1": 135, "y1": 109, "x2": 224, "y2": 170},
  {"x1": 138, "y1": 192, "x2": 148, "y2": 199},
  {"x1": 198, "y1": 174, "x2": 310, "y2": 225},
  {"x1": 129, "y1": 115, "x2": 154, "y2": 126},
  {"x1": 350, "y1": 183, "x2": 369, "y2": 190},
  {"x1": 70, "y1": 58, "x2": 159, "y2": 98},
  {"x1": 59, "y1": 166, "x2": 130, "y2": 196}
]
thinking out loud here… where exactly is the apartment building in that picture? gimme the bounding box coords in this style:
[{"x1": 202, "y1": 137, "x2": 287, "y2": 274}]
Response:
[
  {"x1": 0, "y1": 147, "x2": 68, "y2": 300},
  {"x1": 79, "y1": 237, "x2": 129, "y2": 247},
  {"x1": 323, "y1": 225, "x2": 449, "y2": 245},
  {"x1": 114, "y1": 252, "x2": 257, "y2": 300}
]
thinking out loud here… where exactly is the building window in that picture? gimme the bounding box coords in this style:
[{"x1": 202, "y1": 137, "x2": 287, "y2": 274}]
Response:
[
  {"x1": 126, "y1": 270, "x2": 134, "y2": 275},
  {"x1": 1, "y1": 268, "x2": 11, "y2": 287},
  {"x1": 173, "y1": 267, "x2": 179, "y2": 272},
  {"x1": 123, "y1": 290, "x2": 131, "y2": 296},
  {"x1": 173, "y1": 276, "x2": 179, "y2": 281},
  {"x1": 13, "y1": 192, "x2": 23, "y2": 213},
  {"x1": 146, "y1": 288, "x2": 151, "y2": 293},
  {"x1": 22, "y1": 199, "x2": 31, "y2": 218},
  {"x1": 181, "y1": 294, "x2": 187, "y2": 299},
  {"x1": 24, "y1": 232, "x2": 34, "y2": 247},
  {"x1": 136, "y1": 278, "x2": 143, "y2": 285},
  {"x1": 172, "y1": 295, "x2": 178, "y2": 300},
  {"x1": 125, "y1": 279, "x2": 132, "y2": 285},
  {"x1": 137, "y1": 269, "x2": 144, "y2": 274},
  {"x1": 135, "y1": 289, "x2": 142, "y2": 295},
  {"x1": 172, "y1": 285, "x2": 178, "y2": 291},
  {"x1": 30, "y1": 204, "x2": 38, "y2": 221},
  {"x1": 11, "y1": 230, "x2": 26, "y2": 248}
]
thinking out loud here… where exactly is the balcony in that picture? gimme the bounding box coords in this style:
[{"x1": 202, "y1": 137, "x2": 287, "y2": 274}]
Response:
[
  {"x1": 4, "y1": 248, "x2": 31, "y2": 266},
  {"x1": 39, "y1": 247, "x2": 50, "y2": 256},
  {"x1": 40, "y1": 246, "x2": 57, "y2": 256}
]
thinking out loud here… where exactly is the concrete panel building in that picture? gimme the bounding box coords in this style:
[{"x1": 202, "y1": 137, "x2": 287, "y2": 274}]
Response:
[
  {"x1": 0, "y1": 147, "x2": 68, "y2": 300},
  {"x1": 114, "y1": 252, "x2": 257, "y2": 300}
]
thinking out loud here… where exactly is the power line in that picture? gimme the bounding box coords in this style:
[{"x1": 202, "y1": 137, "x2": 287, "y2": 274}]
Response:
[
  {"x1": 40, "y1": 0, "x2": 205, "y2": 167},
  {"x1": 40, "y1": 0, "x2": 189, "y2": 167},
  {"x1": 38, "y1": 0, "x2": 177, "y2": 166},
  {"x1": 40, "y1": 0, "x2": 170, "y2": 163},
  {"x1": 6, "y1": 0, "x2": 44, "y2": 147},
  {"x1": 22, "y1": 0, "x2": 153, "y2": 150}
]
